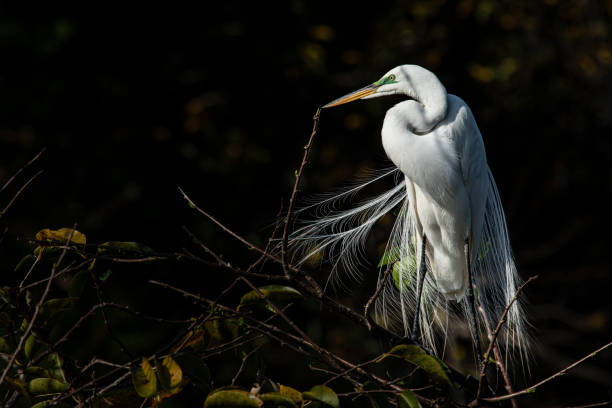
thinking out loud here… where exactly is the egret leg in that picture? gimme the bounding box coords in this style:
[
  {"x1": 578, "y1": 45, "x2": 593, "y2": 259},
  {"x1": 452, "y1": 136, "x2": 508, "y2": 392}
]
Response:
[
  {"x1": 411, "y1": 233, "x2": 427, "y2": 342},
  {"x1": 465, "y1": 238, "x2": 483, "y2": 368}
]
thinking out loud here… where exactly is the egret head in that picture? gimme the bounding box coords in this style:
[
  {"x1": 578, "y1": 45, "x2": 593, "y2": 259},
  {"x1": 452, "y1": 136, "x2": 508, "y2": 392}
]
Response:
[
  {"x1": 322, "y1": 65, "x2": 448, "y2": 133},
  {"x1": 322, "y1": 65, "x2": 445, "y2": 109}
]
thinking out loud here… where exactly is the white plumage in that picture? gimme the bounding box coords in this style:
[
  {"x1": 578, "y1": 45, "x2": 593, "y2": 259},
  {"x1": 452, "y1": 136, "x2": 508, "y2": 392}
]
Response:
[{"x1": 289, "y1": 65, "x2": 528, "y2": 366}]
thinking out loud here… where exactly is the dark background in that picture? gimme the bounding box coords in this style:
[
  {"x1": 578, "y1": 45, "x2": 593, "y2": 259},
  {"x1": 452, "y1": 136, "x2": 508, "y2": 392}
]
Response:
[{"x1": 1, "y1": 1, "x2": 611, "y2": 406}]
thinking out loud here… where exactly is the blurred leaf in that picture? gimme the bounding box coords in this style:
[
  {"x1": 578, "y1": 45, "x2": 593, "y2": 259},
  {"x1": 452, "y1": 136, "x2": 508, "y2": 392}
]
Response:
[
  {"x1": 27, "y1": 378, "x2": 68, "y2": 395},
  {"x1": 279, "y1": 385, "x2": 302, "y2": 403},
  {"x1": 205, "y1": 318, "x2": 241, "y2": 343},
  {"x1": 38, "y1": 298, "x2": 77, "y2": 326},
  {"x1": 396, "y1": 390, "x2": 421, "y2": 408},
  {"x1": 302, "y1": 385, "x2": 339, "y2": 408},
  {"x1": 362, "y1": 381, "x2": 391, "y2": 408},
  {"x1": 92, "y1": 387, "x2": 141, "y2": 408},
  {"x1": 68, "y1": 269, "x2": 89, "y2": 297},
  {"x1": 239, "y1": 285, "x2": 302, "y2": 309},
  {"x1": 131, "y1": 357, "x2": 157, "y2": 398},
  {"x1": 24, "y1": 333, "x2": 42, "y2": 360},
  {"x1": 35, "y1": 228, "x2": 86, "y2": 245},
  {"x1": 14, "y1": 254, "x2": 36, "y2": 273},
  {"x1": 156, "y1": 356, "x2": 182, "y2": 391},
  {"x1": 99, "y1": 241, "x2": 154, "y2": 257},
  {"x1": 40, "y1": 353, "x2": 66, "y2": 382},
  {"x1": 204, "y1": 389, "x2": 263, "y2": 407},
  {"x1": 260, "y1": 392, "x2": 298, "y2": 407},
  {"x1": 0, "y1": 335, "x2": 12, "y2": 354},
  {"x1": 30, "y1": 401, "x2": 70, "y2": 408},
  {"x1": 24, "y1": 366, "x2": 51, "y2": 378},
  {"x1": 174, "y1": 352, "x2": 211, "y2": 392},
  {"x1": 5, "y1": 376, "x2": 30, "y2": 399},
  {"x1": 377, "y1": 345, "x2": 451, "y2": 387}
]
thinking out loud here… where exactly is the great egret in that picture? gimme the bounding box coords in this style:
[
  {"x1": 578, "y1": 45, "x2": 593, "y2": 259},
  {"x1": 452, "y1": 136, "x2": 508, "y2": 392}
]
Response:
[{"x1": 289, "y1": 65, "x2": 528, "y2": 367}]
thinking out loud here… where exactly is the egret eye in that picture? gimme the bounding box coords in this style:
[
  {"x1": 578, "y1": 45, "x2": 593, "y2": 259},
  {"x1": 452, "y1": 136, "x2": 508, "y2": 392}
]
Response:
[{"x1": 389, "y1": 74, "x2": 396, "y2": 80}]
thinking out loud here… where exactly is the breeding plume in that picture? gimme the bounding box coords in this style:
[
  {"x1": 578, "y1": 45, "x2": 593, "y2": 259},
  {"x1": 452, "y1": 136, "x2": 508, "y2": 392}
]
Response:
[{"x1": 289, "y1": 65, "x2": 528, "y2": 366}]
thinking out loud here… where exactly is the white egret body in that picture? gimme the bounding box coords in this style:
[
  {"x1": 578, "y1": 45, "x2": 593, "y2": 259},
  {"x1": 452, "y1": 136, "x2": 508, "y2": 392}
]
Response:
[{"x1": 290, "y1": 65, "x2": 528, "y2": 364}]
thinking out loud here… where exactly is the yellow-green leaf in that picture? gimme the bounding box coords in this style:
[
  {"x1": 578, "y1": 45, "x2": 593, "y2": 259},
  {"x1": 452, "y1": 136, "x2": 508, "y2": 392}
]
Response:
[
  {"x1": 302, "y1": 385, "x2": 339, "y2": 408},
  {"x1": 204, "y1": 389, "x2": 263, "y2": 407},
  {"x1": 27, "y1": 378, "x2": 69, "y2": 395},
  {"x1": 377, "y1": 345, "x2": 451, "y2": 387},
  {"x1": 156, "y1": 356, "x2": 182, "y2": 391},
  {"x1": 0, "y1": 336, "x2": 11, "y2": 354},
  {"x1": 99, "y1": 241, "x2": 154, "y2": 256},
  {"x1": 35, "y1": 228, "x2": 86, "y2": 245},
  {"x1": 131, "y1": 357, "x2": 157, "y2": 398},
  {"x1": 260, "y1": 392, "x2": 297, "y2": 407},
  {"x1": 38, "y1": 298, "x2": 77, "y2": 326},
  {"x1": 24, "y1": 333, "x2": 41, "y2": 360},
  {"x1": 396, "y1": 390, "x2": 421, "y2": 408},
  {"x1": 279, "y1": 385, "x2": 302, "y2": 403},
  {"x1": 239, "y1": 285, "x2": 302, "y2": 308}
]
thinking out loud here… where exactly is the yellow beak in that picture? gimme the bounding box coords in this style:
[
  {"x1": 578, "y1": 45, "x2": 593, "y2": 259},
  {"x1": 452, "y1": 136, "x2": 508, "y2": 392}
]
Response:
[{"x1": 322, "y1": 84, "x2": 378, "y2": 108}]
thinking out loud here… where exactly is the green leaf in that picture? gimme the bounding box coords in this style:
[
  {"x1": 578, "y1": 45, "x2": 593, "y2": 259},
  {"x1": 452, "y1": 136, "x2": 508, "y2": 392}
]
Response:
[
  {"x1": 35, "y1": 228, "x2": 86, "y2": 245},
  {"x1": 239, "y1": 285, "x2": 303, "y2": 308},
  {"x1": 131, "y1": 357, "x2": 157, "y2": 398},
  {"x1": 392, "y1": 261, "x2": 413, "y2": 292},
  {"x1": 377, "y1": 345, "x2": 452, "y2": 388},
  {"x1": 156, "y1": 356, "x2": 182, "y2": 391},
  {"x1": 260, "y1": 392, "x2": 298, "y2": 407},
  {"x1": 27, "y1": 378, "x2": 69, "y2": 395},
  {"x1": 204, "y1": 389, "x2": 263, "y2": 407},
  {"x1": 396, "y1": 390, "x2": 421, "y2": 408},
  {"x1": 302, "y1": 385, "x2": 339, "y2": 408},
  {"x1": 378, "y1": 247, "x2": 400, "y2": 267}
]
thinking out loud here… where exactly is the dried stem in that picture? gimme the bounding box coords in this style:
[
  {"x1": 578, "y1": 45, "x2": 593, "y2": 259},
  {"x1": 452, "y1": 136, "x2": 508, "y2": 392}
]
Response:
[
  {"x1": 364, "y1": 264, "x2": 392, "y2": 330},
  {"x1": 281, "y1": 108, "x2": 321, "y2": 276}
]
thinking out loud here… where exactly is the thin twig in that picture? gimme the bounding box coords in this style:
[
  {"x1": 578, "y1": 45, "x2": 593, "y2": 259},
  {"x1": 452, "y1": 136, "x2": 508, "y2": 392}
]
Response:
[
  {"x1": 481, "y1": 341, "x2": 612, "y2": 404},
  {"x1": 231, "y1": 344, "x2": 262, "y2": 386},
  {"x1": 474, "y1": 275, "x2": 538, "y2": 404},
  {"x1": 363, "y1": 264, "x2": 392, "y2": 330},
  {"x1": 0, "y1": 148, "x2": 45, "y2": 194},
  {"x1": 0, "y1": 170, "x2": 43, "y2": 219},
  {"x1": 281, "y1": 108, "x2": 321, "y2": 276}
]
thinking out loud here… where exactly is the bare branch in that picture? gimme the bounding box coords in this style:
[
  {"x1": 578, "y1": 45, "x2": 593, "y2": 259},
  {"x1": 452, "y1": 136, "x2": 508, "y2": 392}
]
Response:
[
  {"x1": 474, "y1": 275, "x2": 538, "y2": 404},
  {"x1": 481, "y1": 341, "x2": 612, "y2": 404}
]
